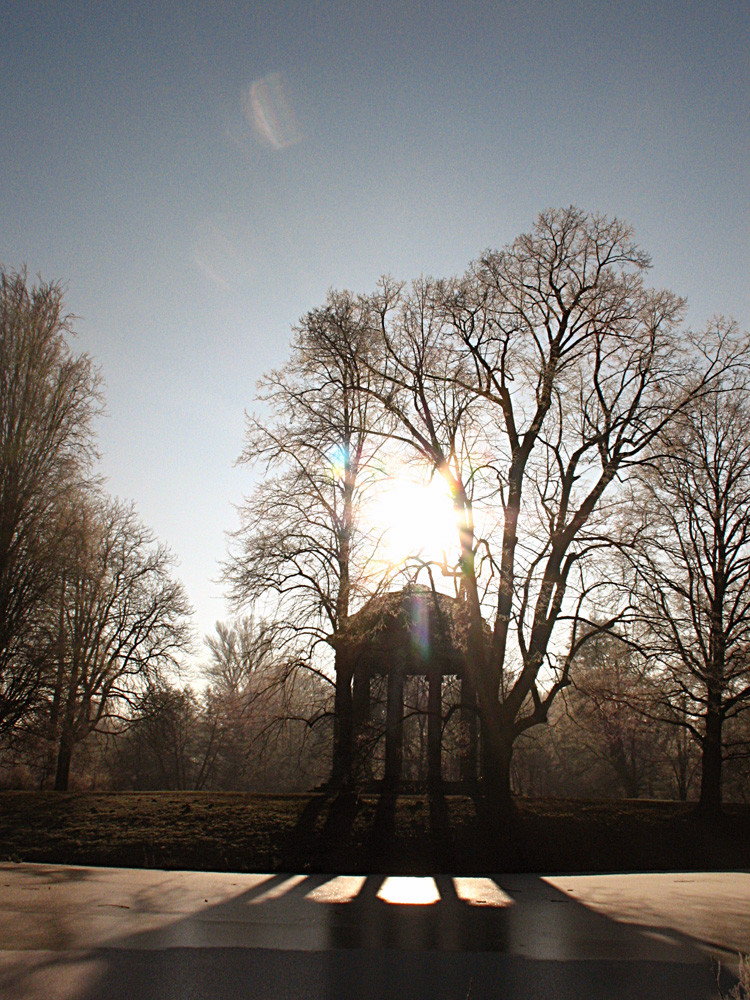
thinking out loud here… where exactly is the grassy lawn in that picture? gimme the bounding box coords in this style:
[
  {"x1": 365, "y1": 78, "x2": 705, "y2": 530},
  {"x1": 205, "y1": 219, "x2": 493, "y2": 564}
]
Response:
[{"x1": 1, "y1": 790, "x2": 748, "y2": 874}]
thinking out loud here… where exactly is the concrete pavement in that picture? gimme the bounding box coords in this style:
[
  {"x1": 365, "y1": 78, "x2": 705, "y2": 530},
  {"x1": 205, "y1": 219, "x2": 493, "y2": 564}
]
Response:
[{"x1": 0, "y1": 863, "x2": 747, "y2": 998}]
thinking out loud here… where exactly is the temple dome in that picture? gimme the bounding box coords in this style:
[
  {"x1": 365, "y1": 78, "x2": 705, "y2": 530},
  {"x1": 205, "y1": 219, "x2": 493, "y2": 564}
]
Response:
[{"x1": 327, "y1": 583, "x2": 489, "y2": 675}]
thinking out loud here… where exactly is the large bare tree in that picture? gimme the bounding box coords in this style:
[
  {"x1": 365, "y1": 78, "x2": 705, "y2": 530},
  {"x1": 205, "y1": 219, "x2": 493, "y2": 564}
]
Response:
[
  {"x1": 0, "y1": 269, "x2": 101, "y2": 736},
  {"x1": 47, "y1": 495, "x2": 192, "y2": 789},
  {"x1": 226, "y1": 289, "x2": 391, "y2": 783},
  {"x1": 632, "y1": 331, "x2": 750, "y2": 816},
  {"x1": 370, "y1": 208, "x2": 721, "y2": 819}
]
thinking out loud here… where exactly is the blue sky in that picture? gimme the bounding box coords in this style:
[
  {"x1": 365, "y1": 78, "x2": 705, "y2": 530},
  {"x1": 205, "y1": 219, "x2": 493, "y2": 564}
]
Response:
[{"x1": 2, "y1": 0, "x2": 748, "y2": 654}]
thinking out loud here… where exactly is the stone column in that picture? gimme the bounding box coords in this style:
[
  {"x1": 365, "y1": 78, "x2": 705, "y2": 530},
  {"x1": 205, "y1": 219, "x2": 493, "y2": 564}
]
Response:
[
  {"x1": 460, "y1": 673, "x2": 478, "y2": 784},
  {"x1": 351, "y1": 667, "x2": 370, "y2": 777},
  {"x1": 353, "y1": 668, "x2": 371, "y2": 729},
  {"x1": 428, "y1": 671, "x2": 442, "y2": 784},
  {"x1": 384, "y1": 664, "x2": 404, "y2": 787}
]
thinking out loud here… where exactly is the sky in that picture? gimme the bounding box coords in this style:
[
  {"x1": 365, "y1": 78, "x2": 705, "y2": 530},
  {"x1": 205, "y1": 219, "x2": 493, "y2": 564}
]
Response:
[{"x1": 2, "y1": 0, "x2": 748, "y2": 667}]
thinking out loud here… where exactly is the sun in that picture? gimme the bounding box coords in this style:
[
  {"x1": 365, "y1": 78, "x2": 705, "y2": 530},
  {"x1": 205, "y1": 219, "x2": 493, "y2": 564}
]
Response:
[{"x1": 365, "y1": 474, "x2": 458, "y2": 568}]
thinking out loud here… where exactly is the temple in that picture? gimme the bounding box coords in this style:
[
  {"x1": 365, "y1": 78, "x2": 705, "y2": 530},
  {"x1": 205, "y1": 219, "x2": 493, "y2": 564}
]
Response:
[{"x1": 327, "y1": 584, "x2": 484, "y2": 788}]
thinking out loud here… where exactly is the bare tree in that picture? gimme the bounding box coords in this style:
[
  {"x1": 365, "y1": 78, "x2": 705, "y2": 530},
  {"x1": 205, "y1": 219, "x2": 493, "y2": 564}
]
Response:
[
  {"x1": 47, "y1": 495, "x2": 192, "y2": 789},
  {"x1": 565, "y1": 632, "x2": 662, "y2": 798},
  {"x1": 0, "y1": 269, "x2": 101, "y2": 736},
  {"x1": 370, "y1": 208, "x2": 720, "y2": 820},
  {"x1": 204, "y1": 617, "x2": 274, "y2": 695},
  {"x1": 110, "y1": 683, "x2": 205, "y2": 790},
  {"x1": 633, "y1": 332, "x2": 750, "y2": 816},
  {"x1": 226, "y1": 289, "x2": 391, "y2": 784},
  {"x1": 199, "y1": 617, "x2": 277, "y2": 791},
  {"x1": 195, "y1": 619, "x2": 331, "y2": 791}
]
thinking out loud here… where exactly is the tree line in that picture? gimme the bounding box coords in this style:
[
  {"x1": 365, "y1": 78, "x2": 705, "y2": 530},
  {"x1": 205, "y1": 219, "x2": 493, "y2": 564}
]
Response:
[
  {"x1": 2, "y1": 207, "x2": 749, "y2": 819},
  {"x1": 0, "y1": 270, "x2": 192, "y2": 789},
  {"x1": 0, "y1": 269, "x2": 330, "y2": 794}
]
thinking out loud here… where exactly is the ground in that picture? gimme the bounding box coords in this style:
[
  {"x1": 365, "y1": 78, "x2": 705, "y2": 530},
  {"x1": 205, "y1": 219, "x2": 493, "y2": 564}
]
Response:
[{"x1": 1, "y1": 790, "x2": 748, "y2": 874}]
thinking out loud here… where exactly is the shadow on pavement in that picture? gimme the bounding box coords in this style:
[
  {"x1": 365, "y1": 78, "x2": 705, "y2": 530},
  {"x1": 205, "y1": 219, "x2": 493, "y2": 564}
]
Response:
[{"x1": 0, "y1": 864, "x2": 738, "y2": 1000}]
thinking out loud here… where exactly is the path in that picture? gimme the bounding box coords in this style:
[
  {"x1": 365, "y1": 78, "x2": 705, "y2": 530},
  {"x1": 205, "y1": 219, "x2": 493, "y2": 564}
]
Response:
[{"x1": 0, "y1": 863, "x2": 747, "y2": 998}]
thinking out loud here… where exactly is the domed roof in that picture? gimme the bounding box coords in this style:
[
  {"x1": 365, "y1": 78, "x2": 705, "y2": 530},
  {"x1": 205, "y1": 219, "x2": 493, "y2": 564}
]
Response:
[{"x1": 327, "y1": 583, "x2": 489, "y2": 674}]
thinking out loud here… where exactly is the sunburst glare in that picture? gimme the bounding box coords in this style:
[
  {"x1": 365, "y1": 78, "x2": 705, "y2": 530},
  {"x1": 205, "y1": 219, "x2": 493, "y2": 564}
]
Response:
[{"x1": 365, "y1": 475, "x2": 458, "y2": 568}]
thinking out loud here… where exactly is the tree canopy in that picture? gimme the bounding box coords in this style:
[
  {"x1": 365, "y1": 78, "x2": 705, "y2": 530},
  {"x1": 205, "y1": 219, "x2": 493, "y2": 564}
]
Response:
[{"x1": 230, "y1": 207, "x2": 746, "y2": 818}]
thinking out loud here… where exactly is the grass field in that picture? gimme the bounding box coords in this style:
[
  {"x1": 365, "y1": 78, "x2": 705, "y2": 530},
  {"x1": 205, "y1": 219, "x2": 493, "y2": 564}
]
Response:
[{"x1": 1, "y1": 790, "x2": 748, "y2": 874}]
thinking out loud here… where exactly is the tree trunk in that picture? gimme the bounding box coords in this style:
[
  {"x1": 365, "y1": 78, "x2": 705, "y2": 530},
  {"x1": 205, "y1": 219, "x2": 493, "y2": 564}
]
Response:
[
  {"x1": 479, "y1": 709, "x2": 516, "y2": 831},
  {"x1": 41, "y1": 576, "x2": 68, "y2": 788},
  {"x1": 698, "y1": 696, "x2": 723, "y2": 817},
  {"x1": 331, "y1": 657, "x2": 354, "y2": 787},
  {"x1": 54, "y1": 733, "x2": 74, "y2": 791},
  {"x1": 483, "y1": 756, "x2": 515, "y2": 839},
  {"x1": 674, "y1": 734, "x2": 691, "y2": 801}
]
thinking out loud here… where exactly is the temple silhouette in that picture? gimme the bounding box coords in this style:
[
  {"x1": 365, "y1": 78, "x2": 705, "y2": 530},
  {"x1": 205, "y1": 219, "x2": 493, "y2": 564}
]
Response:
[{"x1": 327, "y1": 584, "x2": 487, "y2": 788}]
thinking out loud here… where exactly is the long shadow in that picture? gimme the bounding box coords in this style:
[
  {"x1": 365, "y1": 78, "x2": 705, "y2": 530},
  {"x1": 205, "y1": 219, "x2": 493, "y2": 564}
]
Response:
[
  {"x1": 428, "y1": 783, "x2": 456, "y2": 870},
  {"x1": 2, "y1": 862, "x2": 741, "y2": 1000},
  {"x1": 279, "y1": 790, "x2": 363, "y2": 871},
  {"x1": 320, "y1": 789, "x2": 361, "y2": 846},
  {"x1": 278, "y1": 792, "x2": 331, "y2": 870},
  {"x1": 368, "y1": 786, "x2": 398, "y2": 867}
]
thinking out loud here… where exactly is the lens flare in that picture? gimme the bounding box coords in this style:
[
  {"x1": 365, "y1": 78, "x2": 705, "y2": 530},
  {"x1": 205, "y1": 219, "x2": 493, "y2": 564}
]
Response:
[
  {"x1": 244, "y1": 72, "x2": 301, "y2": 149},
  {"x1": 409, "y1": 590, "x2": 430, "y2": 660},
  {"x1": 327, "y1": 444, "x2": 349, "y2": 482}
]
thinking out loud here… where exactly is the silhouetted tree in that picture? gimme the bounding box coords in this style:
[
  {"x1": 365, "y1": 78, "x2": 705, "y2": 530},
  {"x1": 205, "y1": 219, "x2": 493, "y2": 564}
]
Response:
[
  {"x1": 633, "y1": 334, "x2": 750, "y2": 816},
  {"x1": 197, "y1": 619, "x2": 331, "y2": 791},
  {"x1": 204, "y1": 617, "x2": 273, "y2": 696},
  {"x1": 369, "y1": 208, "x2": 722, "y2": 821},
  {"x1": 111, "y1": 683, "x2": 204, "y2": 790},
  {"x1": 0, "y1": 269, "x2": 101, "y2": 736},
  {"x1": 566, "y1": 633, "x2": 661, "y2": 798},
  {"x1": 47, "y1": 495, "x2": 192, "y2": 789},
  {"x1": 226, "y1": 290, "x2": 390, "y2": 784},
  {"x1": 201, "y1": 617, "x2": 279, "y2": 790}
]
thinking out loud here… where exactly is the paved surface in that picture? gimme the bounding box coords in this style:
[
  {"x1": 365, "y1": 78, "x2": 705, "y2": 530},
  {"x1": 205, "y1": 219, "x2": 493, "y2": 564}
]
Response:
[{"x1": 0, "y1": 863, "x2": 748, "y2": 998}]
